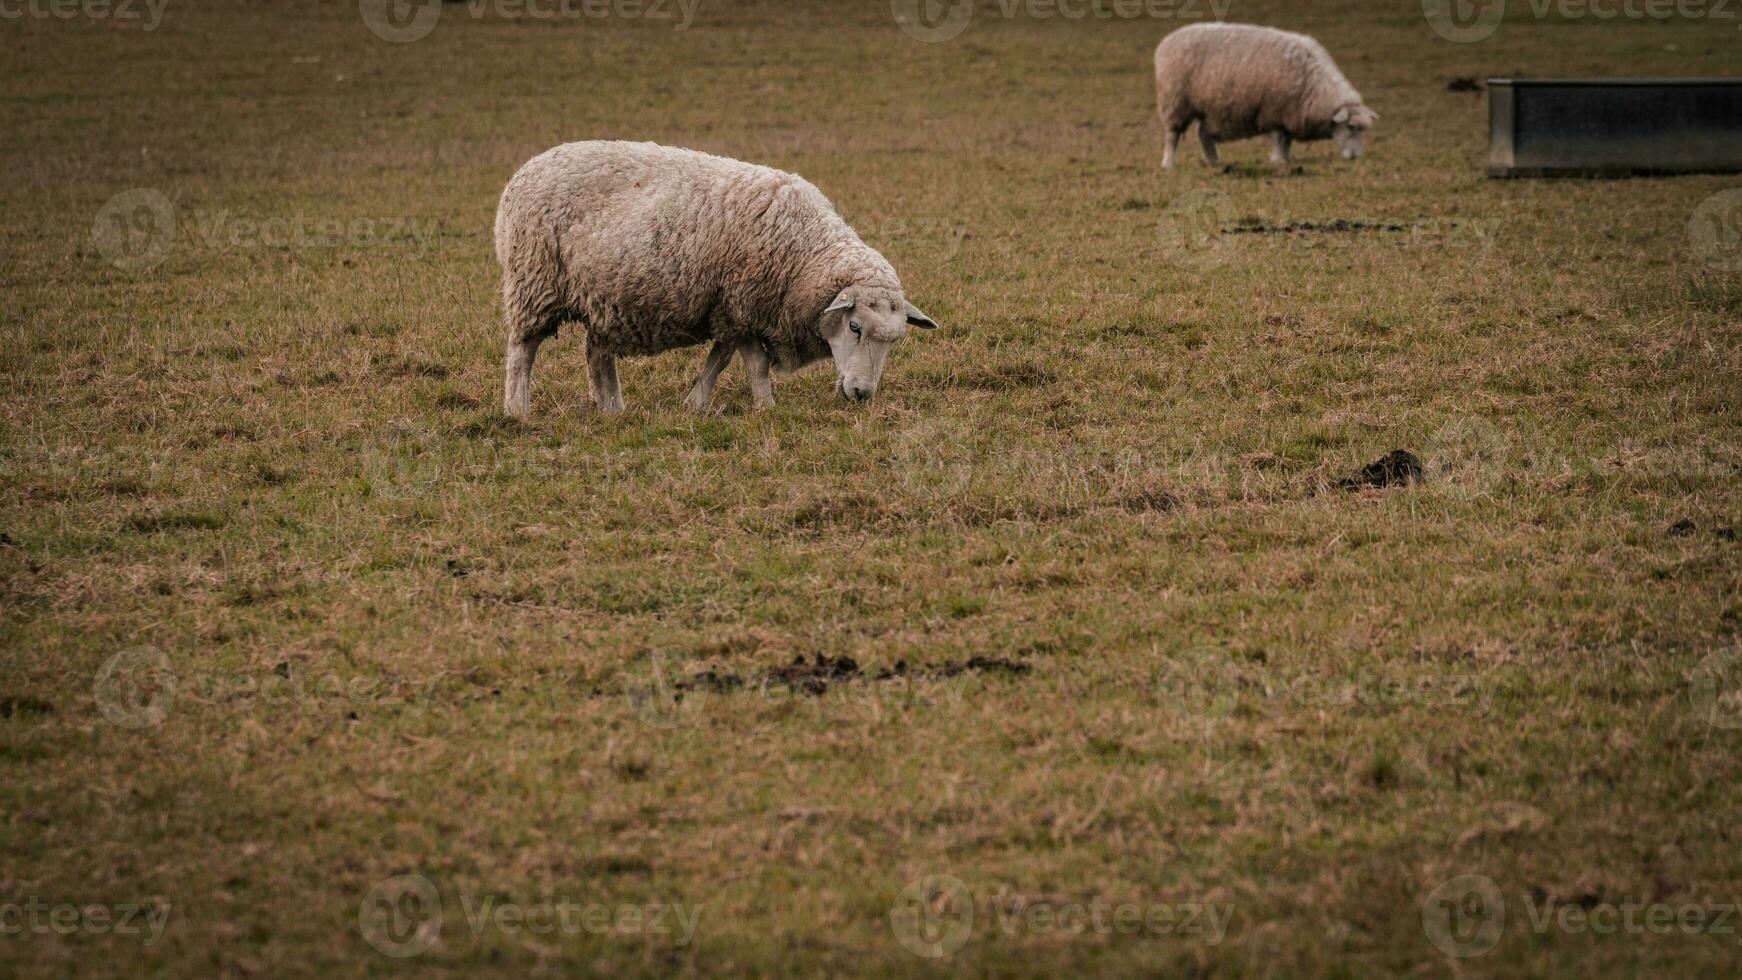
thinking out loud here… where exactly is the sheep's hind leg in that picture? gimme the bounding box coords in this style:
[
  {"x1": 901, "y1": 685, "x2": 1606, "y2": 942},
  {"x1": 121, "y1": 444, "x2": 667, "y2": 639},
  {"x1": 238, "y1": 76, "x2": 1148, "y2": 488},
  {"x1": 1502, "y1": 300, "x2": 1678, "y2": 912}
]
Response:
[
  {"x1": 504, "y1": 335, "x2": 546, "y2": 418},
  {"x1": 738, "y1": 338, "x2": 774, "y2": 410},
  {"x1": 1197, "y1": 127, "x2": 1220, "y2": 167},
  {"x1": 586, "y1": 341, "x2": 624, "y2": 414},
  {"x1": 683, "y1": 341, "x2": 735, "y2": 413},
  {"x1": 504, "y1": 310, "x2": 558, "y2": 418},
  {"x1": 1269, "y1": 131, "x2": 1292, "y2": 166},
  {"x1": 1162, "y1": 125, "x2": 1185, "y2": 169}
]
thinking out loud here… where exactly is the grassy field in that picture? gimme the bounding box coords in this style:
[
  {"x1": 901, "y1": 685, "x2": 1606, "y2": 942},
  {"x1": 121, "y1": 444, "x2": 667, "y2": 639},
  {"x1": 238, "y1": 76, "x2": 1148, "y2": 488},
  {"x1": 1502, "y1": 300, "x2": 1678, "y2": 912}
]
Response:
[{"x1": 3, "y1": 0, "x2": 1741, "y2": 975}]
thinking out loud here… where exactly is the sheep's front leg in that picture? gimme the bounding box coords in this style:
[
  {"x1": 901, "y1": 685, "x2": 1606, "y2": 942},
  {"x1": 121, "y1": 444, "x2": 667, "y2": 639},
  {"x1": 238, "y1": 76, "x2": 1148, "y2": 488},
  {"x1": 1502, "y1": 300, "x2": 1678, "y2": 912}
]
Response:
[
  {"x1": 1270, "y1": 131, "x2": 1293, "y2": 165},
  {"x1": 504, "y1": 335, "x2": 546, "y2": 418},
  {"x1": 683, "y1": 341, "x2": 735, "y2": 413},
  {"x1": 586, "y1": 342, "x2": 624, "y2": 414},
  {"x1": 1198, "y1": 127, "x2": 1220, "y2": 167},
  {"x1": 737, "y1": 338, "x2": 774, "y2": 410},
  {"x1": 1162, "y1": 127, "x2": 1183, "y2": 169}
]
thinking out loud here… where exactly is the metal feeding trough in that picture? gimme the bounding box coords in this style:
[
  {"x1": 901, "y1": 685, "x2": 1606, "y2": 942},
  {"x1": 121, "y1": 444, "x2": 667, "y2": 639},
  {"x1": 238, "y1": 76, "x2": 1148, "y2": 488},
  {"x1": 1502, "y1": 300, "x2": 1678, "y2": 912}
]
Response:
[{"x1": 1486, "y1": 78, "x2": 1742, "y2": 177}]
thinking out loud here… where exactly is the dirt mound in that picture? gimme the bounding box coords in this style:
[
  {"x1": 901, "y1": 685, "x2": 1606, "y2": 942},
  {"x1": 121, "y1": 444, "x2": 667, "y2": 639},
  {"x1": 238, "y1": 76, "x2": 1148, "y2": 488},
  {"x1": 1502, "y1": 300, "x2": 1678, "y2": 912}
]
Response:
[{"x1": 670, "y1": 653, "x2": 1033, "y2": 697}]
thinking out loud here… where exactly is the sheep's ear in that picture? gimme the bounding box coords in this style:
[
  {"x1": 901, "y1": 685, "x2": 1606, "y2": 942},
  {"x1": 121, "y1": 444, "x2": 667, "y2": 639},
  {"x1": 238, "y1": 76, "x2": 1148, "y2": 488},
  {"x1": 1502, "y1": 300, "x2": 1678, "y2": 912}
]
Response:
[
  {"x1": 904, "y1": 301, "x2": 938, "y2": 330},
  {"x1": 825, "y1": 290, "x2": 855, "y2": 315},
  {"x1": 1333, "y1": 106, "x2": 1351, "y2": 124}
]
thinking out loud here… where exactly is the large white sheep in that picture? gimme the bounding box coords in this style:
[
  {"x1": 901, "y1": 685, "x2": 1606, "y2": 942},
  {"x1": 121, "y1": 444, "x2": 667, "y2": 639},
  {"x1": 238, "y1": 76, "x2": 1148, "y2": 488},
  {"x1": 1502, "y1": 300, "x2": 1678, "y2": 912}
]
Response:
[
  {"x1": 1154, "y1": 23, "x2": 1377, "y2": 168},
  {"x1": 495, "y1": 141, "x2": 937, "y2": 417}
]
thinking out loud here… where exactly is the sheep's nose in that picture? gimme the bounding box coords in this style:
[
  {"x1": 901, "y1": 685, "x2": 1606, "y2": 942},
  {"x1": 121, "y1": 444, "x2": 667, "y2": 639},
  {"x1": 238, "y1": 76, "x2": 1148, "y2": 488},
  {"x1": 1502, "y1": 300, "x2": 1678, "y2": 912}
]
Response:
[{"x1": 847, "y1": 385, "x2": 873, "y2": 402}]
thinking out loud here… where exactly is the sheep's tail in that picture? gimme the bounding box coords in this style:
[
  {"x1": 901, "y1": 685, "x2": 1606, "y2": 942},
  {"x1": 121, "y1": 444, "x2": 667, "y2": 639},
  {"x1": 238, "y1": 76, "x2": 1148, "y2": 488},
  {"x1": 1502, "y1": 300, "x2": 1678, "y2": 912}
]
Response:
[{"x1": 496, "y1": 209, "x2": 567, "y2": 345}]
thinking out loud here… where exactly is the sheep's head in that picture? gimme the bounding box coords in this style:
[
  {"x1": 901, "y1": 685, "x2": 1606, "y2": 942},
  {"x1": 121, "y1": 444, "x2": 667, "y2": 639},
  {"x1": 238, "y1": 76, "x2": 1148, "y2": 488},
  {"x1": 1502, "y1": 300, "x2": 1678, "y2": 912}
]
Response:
[
  {"x1": 1332, "y1": 105, "x2": 1377, "y2": 160},
  {"x1": 821, "y1": 287, "x2": 936, "y2": 402}
]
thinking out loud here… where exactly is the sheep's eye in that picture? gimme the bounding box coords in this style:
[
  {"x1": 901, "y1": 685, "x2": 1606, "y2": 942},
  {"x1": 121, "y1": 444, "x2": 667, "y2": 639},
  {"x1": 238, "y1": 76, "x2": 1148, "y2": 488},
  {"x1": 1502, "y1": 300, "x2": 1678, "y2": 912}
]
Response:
[{"x1": 849, "y1": 321, "x2": 862, "y2": 336}]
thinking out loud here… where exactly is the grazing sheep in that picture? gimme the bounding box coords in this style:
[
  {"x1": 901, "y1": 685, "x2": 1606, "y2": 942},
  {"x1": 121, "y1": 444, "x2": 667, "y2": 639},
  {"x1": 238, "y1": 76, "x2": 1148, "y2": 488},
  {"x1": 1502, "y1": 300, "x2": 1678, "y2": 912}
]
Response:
[
  {"x1": 496, "y1": 141, "x2": 937, "y2": 417},
  {"x1": 1154, "y1": 23, "x2": 1377, "y2": 168}
]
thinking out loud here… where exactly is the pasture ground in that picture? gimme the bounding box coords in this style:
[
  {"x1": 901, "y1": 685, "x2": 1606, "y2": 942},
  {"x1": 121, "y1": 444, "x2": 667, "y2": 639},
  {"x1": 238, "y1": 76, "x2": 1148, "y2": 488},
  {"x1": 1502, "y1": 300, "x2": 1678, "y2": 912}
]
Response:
[{"x1": 2, "y1": 0, "x2": 1741, "y2": 975}]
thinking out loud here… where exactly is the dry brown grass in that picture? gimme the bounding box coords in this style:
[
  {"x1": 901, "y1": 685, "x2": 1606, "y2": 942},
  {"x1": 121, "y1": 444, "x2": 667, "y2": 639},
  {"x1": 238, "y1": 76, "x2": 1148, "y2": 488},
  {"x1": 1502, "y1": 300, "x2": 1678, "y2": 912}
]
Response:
[{"x1": 2, "y1": 0, "x2": 1741, "y2": 975}]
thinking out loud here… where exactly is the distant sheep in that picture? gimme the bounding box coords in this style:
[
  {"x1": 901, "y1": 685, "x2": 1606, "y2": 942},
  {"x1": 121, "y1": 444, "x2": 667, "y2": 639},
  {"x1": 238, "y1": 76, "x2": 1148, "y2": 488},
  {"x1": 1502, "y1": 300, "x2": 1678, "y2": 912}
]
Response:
[
  {"x1": 495, "y1": 141, "x2": 937, "y2": 417},
  {"x1": 1154, "y1": 23, "x2": 1377, "y2": 168}
]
